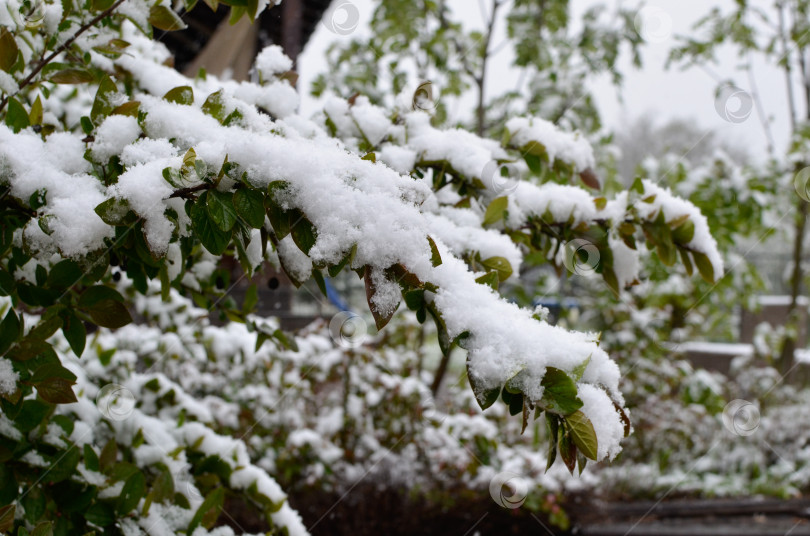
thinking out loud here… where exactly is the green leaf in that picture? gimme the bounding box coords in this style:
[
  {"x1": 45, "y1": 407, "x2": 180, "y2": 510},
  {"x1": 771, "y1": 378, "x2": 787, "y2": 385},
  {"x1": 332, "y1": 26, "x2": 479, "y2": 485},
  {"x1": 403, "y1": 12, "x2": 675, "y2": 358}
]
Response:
[
  {"x1": 191, "y1": 193, "x2": 232, "y2": 255},
  {"x1": 0, "y1": 268, "x2": 14, "y2": 296},
  {"x1": 27, "y1": 315, "x2": 62, "y2": 341},
  {"x1": 508, "y1": 391, "x2": 523, "y2": 416},
  {"x1": 522, "y1": 140, "x2": 547, "y2": 157},
  {"x1": 0, "y1": 466, "x2": 16, "y2": 506},
  {"x1": 233, "y1": 188, "x2": 265, "y2": 229},
  {"x1": 21, "y1": 487, "x2": 45, "y2": 523},
  {"x1": 467, "y1": 359, "x2": 500, "y2": 410},
  {"x1": 577, "y1": 449, "x2": 588, "y2": 475},
  {"x1": 112, "y1": 100, "x2": 140, "y2": 117},
  {"x1": 47, "y1": 445, "x2": 81, "y2": 484},
  {"x1": 116, "y1": 470, "x2": 146, "y2": 515},
  {"x1": 672, "y1": 219, "x2": 695, "y2": 244},
  {"x1": 630, "y1": 177, "x2": 644, "y2": 194},
  {"x1": 312, "y1": 269, "x2": 327, "y2": 297},
  {"x1": 427, "y1": 305, "x2": 452, "y2": 357},
  {"x1": 6, "y1": 98, "x2": 30, "y2": 132},
  {"x1": 524, "y1": 153, "x2": 544, "y2": 175},
  {"x1": 47, "y1": 260, "x2": 83, "y2": 290},
  {"x1": 149, "y1": 469, "x2": 175, "y2": 504},
  {"x1": 201, "y1": 89, "x2": 226, "y2": 121},
  {"x1": 545, "y1": 413, "x2": 559, "y2": 472},
  {"x1": 30, "y1": 362, "x2": 77, "y2": 383},
  {"x1": 290, "y1": 211, "x2": 317, "y2": 255},
  {"x1": 86, "y1": 299, "x2": 132, "y2": 329},
  {"x1": 540, "y1": 367, "x2": 582, "y2": 416},
  {"x1": 148, "y1": 5, "x2": 187, "y2": 31},
  {"x1": 0, "y1": 309, "x2": 21, "y2": 355},
  {"x1": 0, "y1": 505, "x2": 13, "y2": 534},
  {"x1": 94, "y1": 198, "x2": 130, "y2": 225},
  {"x1": 49, "y1": 68, "x2": 95, "y2": 84},
  {"x1": 0, "y1": 28, "x2": 19, "y2": 73},
  {"x1": 188, "y1": 488, "x2": 225, "y2": 533},
  {"x1": 92, "y1": 0, "x2": 116, "y2": 9},
  {"x1": 99, "y1": 439, "x2": 118, "y2": 473},
  {"x1": 364, "y1": 266, "x2": 399, "y2": 330},
  {"x1": 163, "y1": 85, "x2": 194, "y2": 105},
  {"x1": 29, "y1": 95, "x2": 43, "y2": 125},
  {"x1": 36, "y1": 376, "x2": 77, "y2": 404},
  {"x1": 85, "y1": 502, "x2": 115, "y2": 527},
  {"x1": 206, "y1": 190, "x2": 238, "y2": 232},
  {"x1": 427, "y1": 235, "x2": 442, "y2": 267},
  {"x1": 480, "y1": 256, "x2": 512, "y2": 282},
  {"x1": 565, "y1": 410, "x2": 599, "y2": 460},
  {"x1": 84, "y1": 444, "x2": 100, "y2": 472},
  {"x1": 403, "y1": 289, "x2": 425, "y2": 311},
  {"x1": 328, "y1": 244, "x2": 356, "y2": 277},
  {"x1": 571, "y1": 354, "x2": 591, "y2": 382},
  {"x1": 91, "y1": 75, "x2": 118, "y2": 125},
  {"x1": 475, "y1": 271, "x2": 499, "y2": 290},
  {"x1": 483, "y1": 196, "x2": 509, "y2": 226},
  {"x1": 558, "y1": 426, "x2": 577, "y2": 475},
  {"x1": 692, "y1": 250, "x2": 716, "y2": 283},
  {"x1": 78, "y1": 285, "x2": 126, "y2": 308},
  {"x1": 679, "y1": 248, "x2": 694, "y2": 277}
]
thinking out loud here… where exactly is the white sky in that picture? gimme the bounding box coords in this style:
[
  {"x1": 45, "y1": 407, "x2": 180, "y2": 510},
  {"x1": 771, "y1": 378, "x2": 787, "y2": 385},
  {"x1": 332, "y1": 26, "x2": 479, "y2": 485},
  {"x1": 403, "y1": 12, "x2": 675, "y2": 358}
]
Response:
[{"x1": 298, "y1": 0, "x2": 795, "y2": 162}]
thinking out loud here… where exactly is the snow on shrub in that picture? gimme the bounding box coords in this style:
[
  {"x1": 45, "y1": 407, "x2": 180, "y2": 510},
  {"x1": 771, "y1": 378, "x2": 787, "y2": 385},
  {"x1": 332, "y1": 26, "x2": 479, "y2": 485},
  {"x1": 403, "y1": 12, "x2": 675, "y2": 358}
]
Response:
[{"x1": 0, "y1": 1, "x2": 723, "y2": 533}]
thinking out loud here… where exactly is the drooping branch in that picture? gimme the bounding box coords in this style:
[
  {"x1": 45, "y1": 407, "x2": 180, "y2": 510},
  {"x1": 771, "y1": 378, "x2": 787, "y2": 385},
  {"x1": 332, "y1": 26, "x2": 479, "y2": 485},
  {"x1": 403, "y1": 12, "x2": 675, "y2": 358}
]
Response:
[{"x1": 0, "y1": 0, "x2": 127, "y2": 113}]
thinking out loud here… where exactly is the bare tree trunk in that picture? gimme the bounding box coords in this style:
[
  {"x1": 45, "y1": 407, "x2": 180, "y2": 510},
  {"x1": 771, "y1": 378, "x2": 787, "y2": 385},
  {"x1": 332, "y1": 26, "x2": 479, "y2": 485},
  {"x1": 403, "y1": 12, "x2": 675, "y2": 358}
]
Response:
[
  {"x1": 475, "y1": 0, "x2": 502, "y2": 136},
  {"x1": 781, "y1": 196, "x2": 808, "y2": 375},
  {"x1": 431, "y1": 351, "x2": 451, "y2": 396},
  {"x1": 778, "y1": 4, "x2": 808, "y2": 376}
]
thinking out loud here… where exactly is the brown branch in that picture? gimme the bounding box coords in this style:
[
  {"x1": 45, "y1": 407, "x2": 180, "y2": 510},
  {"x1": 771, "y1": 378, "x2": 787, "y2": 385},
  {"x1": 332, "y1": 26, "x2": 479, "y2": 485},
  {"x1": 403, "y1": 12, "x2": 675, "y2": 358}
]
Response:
[
  {"x1": 0, "y1": 0, "x2": 127, "y2": 113},
  {"x1": 167, "y1": 183, "x2": 212, "y2": 200}
]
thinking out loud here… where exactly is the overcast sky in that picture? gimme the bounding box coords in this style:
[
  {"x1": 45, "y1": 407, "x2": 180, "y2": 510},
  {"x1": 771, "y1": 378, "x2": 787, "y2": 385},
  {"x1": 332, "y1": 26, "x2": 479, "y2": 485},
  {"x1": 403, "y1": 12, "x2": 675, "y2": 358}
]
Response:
[{"x1": 298, "y1": 0, "x2": 794, "y2": 162}]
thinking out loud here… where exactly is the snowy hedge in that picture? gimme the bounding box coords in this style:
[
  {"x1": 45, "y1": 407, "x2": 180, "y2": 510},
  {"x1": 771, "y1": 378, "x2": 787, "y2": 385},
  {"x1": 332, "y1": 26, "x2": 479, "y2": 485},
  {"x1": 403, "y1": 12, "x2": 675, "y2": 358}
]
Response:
[{"x1": 0, "y1": 1, "x2": 723, "y2": 534}]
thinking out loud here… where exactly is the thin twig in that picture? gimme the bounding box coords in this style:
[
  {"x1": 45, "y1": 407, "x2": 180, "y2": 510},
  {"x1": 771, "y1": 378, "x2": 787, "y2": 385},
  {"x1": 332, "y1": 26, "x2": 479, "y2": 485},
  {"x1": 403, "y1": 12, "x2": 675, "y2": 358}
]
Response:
[
  {"x1": 167, "y1": 183, "x2": 211, "y2": 200},
  {"x1": 0, "y1": 0, "x2": 127, "y2": 113}
]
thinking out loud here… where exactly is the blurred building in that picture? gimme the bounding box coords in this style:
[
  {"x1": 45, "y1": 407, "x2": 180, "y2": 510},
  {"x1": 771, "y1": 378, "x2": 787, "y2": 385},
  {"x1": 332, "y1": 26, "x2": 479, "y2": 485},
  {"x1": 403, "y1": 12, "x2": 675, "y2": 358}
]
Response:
[
  {"x1": 162, "y1": 1, "x2": 350, "y2": 330},
  {"x1": 162, "y1": 0, "x2": 333, "y2": 80}
]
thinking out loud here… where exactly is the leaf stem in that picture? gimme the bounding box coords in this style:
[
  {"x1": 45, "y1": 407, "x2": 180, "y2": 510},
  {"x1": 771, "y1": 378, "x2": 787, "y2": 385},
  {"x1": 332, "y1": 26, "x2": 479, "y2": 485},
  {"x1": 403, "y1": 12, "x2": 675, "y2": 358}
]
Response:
[{"x1": 0, "y1": 0, "x2": 127, "y2": 113}]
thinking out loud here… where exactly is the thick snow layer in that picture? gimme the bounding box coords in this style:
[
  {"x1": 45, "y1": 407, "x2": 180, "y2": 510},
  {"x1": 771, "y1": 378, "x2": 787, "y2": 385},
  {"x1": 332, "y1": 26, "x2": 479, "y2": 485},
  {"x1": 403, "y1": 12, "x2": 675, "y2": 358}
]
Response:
[
  {"x1": 0, "y1": 127, "x2": 114, "y2": 257},
  {"x1": 637, "y1": 180, "x2": 725, "y2": 277},
  {"x1": 255, "y1": 45, "x2": 293, "y2": 76},
  {"x1": 92, "y1": 115, "x2": 142, "y2": 162},
  {"x1": 0, "y1": 25, "x2": 726, "y2": 472},
  {"x1": 0, "y1": 357, "x2": 18, "y2": 396},
  {"x1": 505, "y1": 116, "x2": 595, "y2": 172}
]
